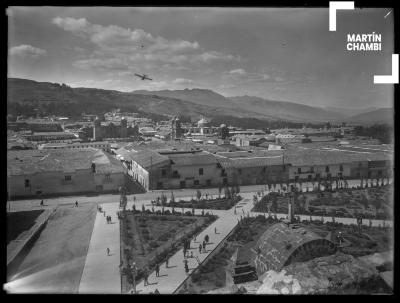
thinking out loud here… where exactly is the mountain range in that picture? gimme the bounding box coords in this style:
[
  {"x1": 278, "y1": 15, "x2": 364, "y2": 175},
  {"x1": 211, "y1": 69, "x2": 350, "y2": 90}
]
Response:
[{"x1": 7, "y1": 78, "x2": 392, "y2": 125}]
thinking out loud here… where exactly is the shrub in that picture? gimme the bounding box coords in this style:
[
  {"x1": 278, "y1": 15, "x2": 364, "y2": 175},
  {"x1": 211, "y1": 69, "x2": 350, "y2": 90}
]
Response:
[
  {"x1": 143, "y1": 234, "x2": 152, "y2": 241},
  {"x1": 149, "y1": 241, "x2": 159, "y2": 249}
]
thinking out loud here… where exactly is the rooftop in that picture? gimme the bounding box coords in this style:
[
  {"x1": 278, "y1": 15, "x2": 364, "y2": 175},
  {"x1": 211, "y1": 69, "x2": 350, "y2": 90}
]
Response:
[{"x1": 7, "y1": 148, "x2": 121, "y2": 175}]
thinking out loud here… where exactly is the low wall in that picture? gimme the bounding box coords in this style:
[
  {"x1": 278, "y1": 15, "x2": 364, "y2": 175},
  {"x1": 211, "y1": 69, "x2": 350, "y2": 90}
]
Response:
[
  {"x1": 174, "y1": 220, "x2": 240, "y2": 293},
  {"x1": 7, "y1": 208, "x2": 56, "y2": 279}
]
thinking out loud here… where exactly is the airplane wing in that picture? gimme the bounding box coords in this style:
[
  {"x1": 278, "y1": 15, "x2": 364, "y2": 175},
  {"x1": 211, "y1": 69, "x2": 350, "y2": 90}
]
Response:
[{"x1": 134, "y1": 73, "x2": 142, "y2": 78}]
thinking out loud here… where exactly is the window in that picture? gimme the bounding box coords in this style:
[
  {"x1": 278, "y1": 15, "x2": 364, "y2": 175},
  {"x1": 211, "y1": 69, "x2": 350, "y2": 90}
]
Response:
[
  {"x1": 105, "y1": 173, "x2": 111, "y2": 181},
  {"x1": 194, "y1": 180, "x2": 200, "y2": 186},
  {"x1": 157, "y1": 182, "x2": 163, "y2": 189},
  {"x1": 223, "y1": 178, "x2": 228, "y2": 185},
  {"x1": 24, "y1": 179, "x2": 30, "y2": 188},
  {"x1": 161, "y1": 169, "x2": 167, "y2": 177},
  {"x1": 173, "y1": 171, "x2": 179, "y2": 178},
  {"x1": 199, "y1": 168, "x2": 203, "y2": 175},
  {"x1": 206, "y1": 179, "x2": 211, "y2": 186},
  {"x1": 308, "y1": 175, "x2": 312, "y2": 181},
  {"x1": 298, "y1": 168, "x2": 301, "y2": 174},
  {"x1": 325, "y1": 166, "x2": 330, "y2": 173},
  {"x1": 65, "y1": 175, "x2": 71, "y2": 181},
  {"x1": 338, "y1": 172, "x2": 342, "y2": 178},
  {"x1": 357, "y1": 172, "x2": 361, "y2": 178},
  {"x1": 310, "y1": 167, "x2": 314, "y2": 173},
  {"x1": 368, "y1": 171, "x2": 371, "y2": 178},
  {"x1": 295, "y1": 176, "x2": 299, "y2": 182},
  {"x1": 378, "y1": 170, "x2": 382, "y2": 176},
  {"x1": 180, "y1": 181, "x2": 186, "y2": 188},
  {"x1": 339, "y1": 165, "x2": 343, "y2": 172},
  {"x1": 327, "y1": 173, "x2": 331, "y2": 179},
  {"x1": 238, "y1": 169, "x2": 242, "y2": 175},
  {"x1": 316, "y1": 173, "x2": 321, "y2": 179}
]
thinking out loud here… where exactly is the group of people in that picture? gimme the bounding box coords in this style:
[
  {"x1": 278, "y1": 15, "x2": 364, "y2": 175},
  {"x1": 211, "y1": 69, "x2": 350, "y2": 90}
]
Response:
[{"x1": 106, "y1": 215, "x2": 112, "y2": 224}]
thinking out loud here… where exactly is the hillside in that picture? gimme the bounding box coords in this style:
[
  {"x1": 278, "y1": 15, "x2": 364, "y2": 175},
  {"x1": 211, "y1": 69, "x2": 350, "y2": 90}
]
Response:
[
  {"x1": 345, "y1": 108, "x2": 394, "y2": 125},
  {"x1": 229, "y1": 95, "x2": 346, "y2": 122},
  {"x1": 8, "y1": 78, "x2": 385, "y2": 124},
  {"x1": 133, "y1": 89, "x2": 347, "y2": 122}
]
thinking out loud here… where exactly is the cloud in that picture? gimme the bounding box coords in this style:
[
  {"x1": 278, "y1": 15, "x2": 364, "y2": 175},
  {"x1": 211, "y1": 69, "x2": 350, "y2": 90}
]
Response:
[
  {"x1": 229, "y1": 68, "x2": 246, "y2": 75},
  {"x1": 173, "y1": 78, "x2": 194, "y2": 85},
  {"x1": 9, "y1": 44, "x2": 47, "y2": 58},
  {"x1": 52, "y1": 16, "x2": 241, "y2": 72}
]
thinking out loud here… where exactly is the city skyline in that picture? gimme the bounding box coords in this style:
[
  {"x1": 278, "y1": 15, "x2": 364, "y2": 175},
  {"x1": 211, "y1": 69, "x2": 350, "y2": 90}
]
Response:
[{"x1": 8, "y1": 7, "x2": 394, "y2": 109}]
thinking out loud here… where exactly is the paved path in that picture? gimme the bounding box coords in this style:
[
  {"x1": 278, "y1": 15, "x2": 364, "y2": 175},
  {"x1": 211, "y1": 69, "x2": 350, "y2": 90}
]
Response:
[
  {"x1": 132, "y1": 193, "x2": 255, "y2": 294},
  {"x1": 12, "y1": 178, "x2": 391, "y2": 294},
  {"x1": 79, "y1": 203, "x2": 121, "y2": 294}
]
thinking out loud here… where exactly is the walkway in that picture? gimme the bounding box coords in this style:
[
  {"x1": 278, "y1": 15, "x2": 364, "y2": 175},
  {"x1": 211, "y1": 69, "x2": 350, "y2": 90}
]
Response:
[
  {"x1": 79, "y1": 203, "x2": 121, "y2": 294},
  {"x1": 131, "y1": 192, "x2": 256, "y2": 294}
]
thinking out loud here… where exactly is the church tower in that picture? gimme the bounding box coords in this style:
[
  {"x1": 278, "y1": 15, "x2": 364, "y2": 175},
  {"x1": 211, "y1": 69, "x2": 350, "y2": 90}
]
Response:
[
  {"x1": 93, "y1": 118, "x2": 102, "y2": 141},
  {"x1": 171, "y1": 116, "x2": 182, "y2": 140},
  {"x1": 120, "y1": 117, "x2": 128, "y2": 138}
]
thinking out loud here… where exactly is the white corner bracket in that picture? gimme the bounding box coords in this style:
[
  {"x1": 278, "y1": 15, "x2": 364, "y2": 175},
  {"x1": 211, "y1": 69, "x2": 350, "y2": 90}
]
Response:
[
  {"x1": 374, "y1": 54, "x2": 399, "y2": 84},
  {"x1": 329, "y1": 1, "x2": 355, "y2": 31}
]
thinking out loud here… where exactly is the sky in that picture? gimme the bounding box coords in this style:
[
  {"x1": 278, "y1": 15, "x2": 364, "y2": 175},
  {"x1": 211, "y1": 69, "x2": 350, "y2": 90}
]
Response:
[{"x1": 8, "y1": 6, "x2": 394, "y2": 109}]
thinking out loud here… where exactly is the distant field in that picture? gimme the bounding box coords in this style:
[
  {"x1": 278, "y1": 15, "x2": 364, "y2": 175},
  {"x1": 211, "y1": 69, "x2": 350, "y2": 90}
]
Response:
[
  {"x1": 7, "y1": 204, "x2": 97, "y2": 293},
  {"x1": 7, "y1": 210, "x2": 44, "y2": 245}
]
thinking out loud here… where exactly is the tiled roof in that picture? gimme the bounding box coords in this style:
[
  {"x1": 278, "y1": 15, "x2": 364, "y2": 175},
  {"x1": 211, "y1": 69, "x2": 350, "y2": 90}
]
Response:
[
  {"x1": 131, "y1": 150, "x2": 170, "y2": 169},
  {"x1": 216, "y1": 155, "x2": 284, "y2": 169},
  {"x1": 7, "y1": 148, "x2": 99, "y2": 175},
  {"x1": 168, "y1": 151, "x2": 219, "y2": 166},
  {"x1": 284, "y1": 148, "x2": 392, "y2": 166}
]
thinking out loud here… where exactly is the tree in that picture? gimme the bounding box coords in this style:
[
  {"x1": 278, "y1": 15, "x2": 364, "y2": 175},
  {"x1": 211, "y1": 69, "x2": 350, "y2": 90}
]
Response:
[
  {"x1": 271, "y1": 195, "x2": 278, "y2": 213},
  {"x1": 161, "y1": 193, "x2": 167, "y2": 206},
  {"x1": 170, "y1": 191, "x2": 175, "y2": 205},
  {"x1": 196, "y1": 189, "x2": 202, "y2": 201},
  {"x1": 235, "y1": 183, "x2": 240, "y2": 195},
  {"x1": 224, "y1": 187, "x2": 231, "y2": 199}
]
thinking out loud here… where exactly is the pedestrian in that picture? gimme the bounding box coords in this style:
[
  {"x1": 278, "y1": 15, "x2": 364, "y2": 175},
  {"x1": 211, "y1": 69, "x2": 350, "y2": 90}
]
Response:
[
  {"x1": 215, "y1": 227, "x2": 217, "y2": 234},
  {"x1": 75, "y1": 201, "x2": 78, "y2": 207},
  {"x1": 133, "y1": 195, "x2": 136, "y2": 203},
  {"x1": 185, "y1": 263, "x2": 189, "y2": 275},
  {"x1": 202, "y1": 241, "x2": 206, "y2": 253},
  {"x1": 103, "y1": 211, "x2": 106, "y2": 217},
  {"x1": 144, "y1": 268, "x2": 149, "y2": 286},
  {"x1": 40, "y1": 200, "x2": 44, "y2": 206},
  {"x1": 199, "y1": 243, "x2": 202, "y2": 254},
  {"x1": 155, "y1": 263, "x2": 160, "y2": 277},
  {"x1": 106, "y1": 247, "x2": 110, "y2": 256},
  {"x1": 190, "y1": 251, "x2": 193, "y2": 258},
  {"x1": 242, "y1": 208, "x2": 244, "y2": 214},
  {"x1": 166, "y1": 256, "x2": 169, "y2": 268}
]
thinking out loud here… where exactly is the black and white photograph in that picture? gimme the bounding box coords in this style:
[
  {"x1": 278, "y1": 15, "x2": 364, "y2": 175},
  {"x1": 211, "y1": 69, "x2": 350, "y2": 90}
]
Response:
[{"x1": 5, "y1": 3, "x2": 396, "y2": 295}]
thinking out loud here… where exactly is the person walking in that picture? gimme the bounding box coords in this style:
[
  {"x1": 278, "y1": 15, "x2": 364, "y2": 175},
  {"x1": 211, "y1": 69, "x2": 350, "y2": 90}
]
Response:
[
  {"x1": 75, "y1": 201, "x2": 78, "y2": 207},
  {"x1": 166, "y1": 256, "x2": 169, "y2": 268},
  {"x1": 106, "y1": 247, "x2": 110, "y2": 256},
  {"x1": 155, "y1": 263, "x2": 160, "y2": 277},
  {"x1": 183, "y1": 248, "x2": 186, "y2": 258},
  {"x1": 184, "y1": 262, "x2": 189, "y2": 275},
  {"x1": 202, "y1": 241, "x2": 206, "y2": 253},
  {"x1": 214, "y1": 227, "x2": 217, "y2": 234},
  {"x1": 199, "y1": 243, "x2": 202, "y2": 254},
  {"x1": 144, "y1": 268, "x2": 149, "y2": 286},
  {"x1": 40, "y1": 200, "x2": 44, "y2": 206}
]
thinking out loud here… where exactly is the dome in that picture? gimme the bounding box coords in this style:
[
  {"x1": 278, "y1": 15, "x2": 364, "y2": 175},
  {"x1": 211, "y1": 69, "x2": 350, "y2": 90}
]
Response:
[
  {"x1": 220, "y1": 124, "x2": 227, "y2": 128},
  {"x1": 197, "y1": 117, "x2": 210, "y2": 127}
]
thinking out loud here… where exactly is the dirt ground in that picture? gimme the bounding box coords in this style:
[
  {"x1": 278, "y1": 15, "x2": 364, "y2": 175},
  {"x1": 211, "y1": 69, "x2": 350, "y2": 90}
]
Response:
[{"x1": 7, "y1": 203, "x2": 97, "y2": 293}]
